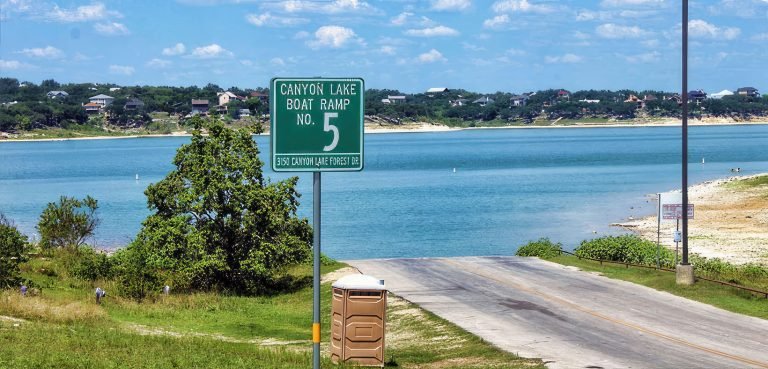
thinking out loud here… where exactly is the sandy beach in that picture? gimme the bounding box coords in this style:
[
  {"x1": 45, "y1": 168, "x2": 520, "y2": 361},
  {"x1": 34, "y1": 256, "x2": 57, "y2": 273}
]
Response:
[
  {"x1": 616, "y1": 174, "x2": 768, "y2": 265},
  {"x1": 2, "y1": 118, "x2": 767, "y2": 143}
]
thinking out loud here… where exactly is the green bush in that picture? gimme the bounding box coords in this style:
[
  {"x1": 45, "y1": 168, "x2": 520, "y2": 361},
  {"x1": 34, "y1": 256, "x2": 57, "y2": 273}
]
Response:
[
  {"x1": 515, "y1": 238, "x2": 563, "y2": 259},
  {"x1": 575, "y1": 235, "x2": 675, "y2": 267},
  {"x1": 37, "y1": 196, "x2": 99, "y2": 250},
  {"x1": 0, "y1": 214, "x2": 29, "y2": 288},
  {"x1": 47, "y1": 247, "x2": 114, "y2": 281}
]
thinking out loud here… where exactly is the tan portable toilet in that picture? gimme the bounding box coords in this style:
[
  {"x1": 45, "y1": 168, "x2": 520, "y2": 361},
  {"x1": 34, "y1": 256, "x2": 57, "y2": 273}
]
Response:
[{"x1": 331, "y1": 274, "x2": 387, "y2": 367}]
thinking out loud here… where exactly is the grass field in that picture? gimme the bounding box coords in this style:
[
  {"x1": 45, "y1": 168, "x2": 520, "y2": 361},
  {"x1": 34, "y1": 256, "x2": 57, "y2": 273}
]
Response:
[
  {"x1": 549, "y1": 255, "x2": 768, "y2": 320},
  {"x1": 1, "y1": 260, "x2": 542, "y2": 369}
]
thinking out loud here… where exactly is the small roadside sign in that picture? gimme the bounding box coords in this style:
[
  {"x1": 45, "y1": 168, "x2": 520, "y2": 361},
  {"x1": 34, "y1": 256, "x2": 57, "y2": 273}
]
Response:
[
  {"x1": 662, "y1": 204, "x2": 694, "y2": 220},
  {"x1": 270, "y1": 77, "x2": 364, "y2": 172}
]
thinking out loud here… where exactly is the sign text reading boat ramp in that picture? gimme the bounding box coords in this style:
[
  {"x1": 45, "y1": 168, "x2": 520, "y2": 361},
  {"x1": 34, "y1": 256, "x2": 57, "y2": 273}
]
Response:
[{"x1": 270, "y1": 77, "x2": 364, "y2": 172}]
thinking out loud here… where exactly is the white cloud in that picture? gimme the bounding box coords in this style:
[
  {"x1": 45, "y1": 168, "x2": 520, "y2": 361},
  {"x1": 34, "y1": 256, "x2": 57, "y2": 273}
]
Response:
[
  {"x1": 574, "y1": 31, "x2": 591, "y2": 40},
  {"x1": 506, "y1": 48, "x2": 526, "y2": 56},
  {"x1": 146, "y1": 58, "x2": 171, "y2": 68},
  {"x1": 307, "y1": 26, "x2": 364, "y2": 49},
  {"x1": 642, "y1": 39, "x2": 659, "y2": 47},
  {"x1": 621, "y1": 51, "x2": 661, "y2": 63},
  {"x1": 390, "y1": 12, "x2": 413, "y2": 26},
  {"x1": 417, "y1": 49, "x2": 445, "y2": 63},
  {"x1": 109, "y1": 65, "x2": 134, "y2": 75},
  {"x1": 601, "y1": 0, "x2": 664, "y2": 6},
  {"x1": 190, "y1": 44, "x2": 234, "y2": 58},
  {"x1": 687, "y1": 19, "x2": 740, "y2": 40},
  {"x1": 267, "y1": 0, "x2": 381, "y2": 15},
  {"x1": 162, "y1": 43, "x2": 186, "y2": 56},
  {"x1": 44, "y1": 2, "x2": 122, "y2": 22},
  {"x1": 94, "y1": 22, "x2": 130, "y2": 35},
  {"x1": 596, "y1": 23, "x2": 651, "y2": 39},
  {"x1": 0, "y1": 59, "x2": 30, "y2": 70},
  {"x1": 271, "y1": 57, "x2": 286, "y2": 66},
  {"x1": 245, "y1": 12, "x2": 307, "y2": 27},
  {"x1": 576, "y1": 10, "x2": 610, "y2": 21},
  {"x1": 379, "y1": 45, "x2": 396, "y2": 55},
  {"x1": 17, "y1": 46, "x2": 63, "y2": 58},
  {"x1": 619, "y1": 10, "x2": 657, "y2": 18},
  {"x1": 752, "y1": 33, "x2": 768, "y2": 41},
  {"x1": 492, "y1": 0, "x2": 553, "y2": 14},
  {"x1": 405, "y1": 25, "x2": 459, "y2": 37},
  {"x1": 545, "y1": 53, "x2": 582, "y2": 63},
  {"x1": 483, "y1": 14, "x2": 509, "y2": 29},
  {"x1": 462, "y1": 42, "x2": 485, "y2": 51},
  {"x1": 431, "y1": 0, "x2": 471, "y2": 11}
]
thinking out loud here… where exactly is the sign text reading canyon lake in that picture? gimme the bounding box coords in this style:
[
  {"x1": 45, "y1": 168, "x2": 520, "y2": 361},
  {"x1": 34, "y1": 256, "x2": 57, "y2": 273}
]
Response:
[{"x1": 270, "y1": 77, "x2": 364, "y2": 172}]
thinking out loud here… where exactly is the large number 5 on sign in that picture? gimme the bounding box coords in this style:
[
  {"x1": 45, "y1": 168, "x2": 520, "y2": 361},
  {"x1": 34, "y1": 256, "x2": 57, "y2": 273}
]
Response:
[{"x1": 323, "y1": 112, "x2": 339, "y2": 152}]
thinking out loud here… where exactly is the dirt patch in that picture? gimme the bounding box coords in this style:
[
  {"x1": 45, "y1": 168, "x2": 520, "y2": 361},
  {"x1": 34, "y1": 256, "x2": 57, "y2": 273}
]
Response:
[
  {"x1": 616, "y1": 174, "x2": 768, "y2": 265},
  {"x1": 125, "y1": 323, "x2": 305, "y2": 346},
  {"x1": 321, "y1": 267, "x2": 360, "y2": 284}
]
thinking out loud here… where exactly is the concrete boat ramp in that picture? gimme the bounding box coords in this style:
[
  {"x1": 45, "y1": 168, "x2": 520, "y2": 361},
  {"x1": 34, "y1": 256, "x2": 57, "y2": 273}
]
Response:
[{"x1": 348, "y1": 256, "x2": 768, "y2": 369}]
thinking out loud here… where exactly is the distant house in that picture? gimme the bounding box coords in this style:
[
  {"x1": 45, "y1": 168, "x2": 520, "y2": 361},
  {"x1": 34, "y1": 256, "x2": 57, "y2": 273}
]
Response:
[
  {"x1": 510, "y1": 95, "x2": 529, "y2": 107},
  {"x1": 249, "y1": 92, "x2": 269, "y2": 103},
  {"x1": 191, "y1": 99, "x2": 209, "y2": 115},
  {"x1": 109, "y1": 87, "x2": 121, "y2": 92},
  {"x1": 426, "y1": 87, "x2": 449, "y2": 94},
  {"x1": 643, "y1": 95, "x2": 658, "y2": 103},
  {"x1": 381, "y1": 98, "x2": 392, "y2": 104},
  {"x1": 450, "y1": 98, "x2": 469, "y2": 107},
  {"x1": 387, "y1": 95, "x2": 406, "y2": 104},
  {"x1": 237, "y1": 108, "x2": 251, "y2": 118},
  {"x1": 557, "y1": 90, "x2": 571, "y2": 100},
  {"x1": 688, "y1": 90, "x2": 707, "y2": 103},
  {"x1": 736, "y1": 87, "x2": 759, "y2": 98},
  {"x1": 89, "y1": 94, "x2": 115, "y2": 106},
  {"x1": 578, "y1": 98, "x2": 600, "y2": 104},
  {"x1": 665, "y1": 93, "x2": 683, "y2": 104},
  {"x1": 124, "y1": 98, "x2": 145, "y2": 111},
  {"x1": 46, "y1": 90, "x2": 69, "y2": 99},
  {"x1": 83, "y1": 102, "x2": 101, "y2": 114},
  {"x1": 217, "y1": 91, "x2": 241, "y2": 106},
  {"x1": 472, "y1": 96, "x2": 495, "y2": 107},
  {"x1": 710, "y1": 90, "x2": 734, "y2": 99},
  {"x1": 624, "y1": 94, "x2": 642, "y2": 105}
]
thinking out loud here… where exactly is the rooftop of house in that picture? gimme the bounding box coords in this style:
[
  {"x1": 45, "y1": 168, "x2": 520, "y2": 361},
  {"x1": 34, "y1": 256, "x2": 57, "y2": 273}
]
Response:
[
  {"x1": 473, "y1": 96, "x2": 494, "y2": 104},
  {"x1": 191, "y1": 99, "x2": 209, "y2": 105},
  {"x1": 426, "y1": 87, "x2": 449, "y2": 93},
  {"x1": 90, "y1": 94, "x2": 114, "y2": 99}
]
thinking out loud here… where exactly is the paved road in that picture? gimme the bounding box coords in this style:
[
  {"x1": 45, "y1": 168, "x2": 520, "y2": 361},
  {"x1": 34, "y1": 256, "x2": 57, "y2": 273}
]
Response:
[{"x1": 348, "y1": 257, "x2": 768, "y2": 369}]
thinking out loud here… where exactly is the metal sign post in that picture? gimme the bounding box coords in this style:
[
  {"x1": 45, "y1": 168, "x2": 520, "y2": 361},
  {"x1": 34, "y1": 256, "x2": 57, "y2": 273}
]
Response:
[
  {"x1": 681, "y1": 0, "x2": 690, "y2": 266},
  {"x1": 270, "y1": 77, "x2": 365, "y2": 369}
]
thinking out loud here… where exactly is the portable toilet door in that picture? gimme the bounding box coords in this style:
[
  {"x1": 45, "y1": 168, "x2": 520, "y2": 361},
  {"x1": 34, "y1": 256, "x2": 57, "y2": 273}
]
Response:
[{"x1": 331, "y1": 274, "x2": 387, "y2": 367}]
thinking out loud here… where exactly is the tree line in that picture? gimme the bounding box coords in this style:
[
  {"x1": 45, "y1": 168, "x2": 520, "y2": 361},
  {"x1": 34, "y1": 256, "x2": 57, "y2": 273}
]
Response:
[
  {"x1": 0, "y1": 78, "x2": 269, "y2": 131},
  {"x1": 1, "y1": 77, "x2": 767, "y2": 133}
]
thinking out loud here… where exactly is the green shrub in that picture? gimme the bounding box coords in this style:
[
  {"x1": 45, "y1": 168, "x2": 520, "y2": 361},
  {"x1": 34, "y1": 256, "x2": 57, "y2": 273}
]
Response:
[
  {"x1": 516, "y1": 238, "x2": 563, "y2": 259},
  {"x1": 0, "y1": 213, "x2": 29, "y2": 288},
  {"x1": 37, "y1": 196, "x2": 99, "y2": 250},
  {"x1": 575, "y1": 234, "x2": 675, "y2": 267}
]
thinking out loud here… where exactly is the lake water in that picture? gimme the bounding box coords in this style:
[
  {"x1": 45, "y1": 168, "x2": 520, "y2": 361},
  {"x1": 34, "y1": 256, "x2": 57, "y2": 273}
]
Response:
[{"x1": 1, "y1": 125, "x2": 767, "y2": 259}]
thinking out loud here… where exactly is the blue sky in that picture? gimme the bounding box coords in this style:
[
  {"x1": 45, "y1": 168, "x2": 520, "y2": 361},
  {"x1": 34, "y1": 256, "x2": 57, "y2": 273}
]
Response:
[{"x1": 1, "y1": 0, "x2": 766, "y2": 93}]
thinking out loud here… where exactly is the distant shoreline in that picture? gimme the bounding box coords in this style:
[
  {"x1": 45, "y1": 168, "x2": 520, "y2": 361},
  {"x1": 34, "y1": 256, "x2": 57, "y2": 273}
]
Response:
[{"x1": 2, "y1": 119, "x2": 768, "y2": 143}]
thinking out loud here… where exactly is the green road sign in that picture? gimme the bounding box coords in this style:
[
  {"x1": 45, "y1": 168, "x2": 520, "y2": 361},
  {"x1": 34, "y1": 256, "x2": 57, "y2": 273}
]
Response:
[{"x1": 270, "y1": 77, "x2": 364, "y2": 172}]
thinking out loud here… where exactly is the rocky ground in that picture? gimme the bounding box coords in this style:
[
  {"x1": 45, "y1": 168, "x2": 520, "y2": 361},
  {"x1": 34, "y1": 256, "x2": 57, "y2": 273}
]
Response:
[{"x1": 617, "y1": 174, "x2": 768, "y2": 265}]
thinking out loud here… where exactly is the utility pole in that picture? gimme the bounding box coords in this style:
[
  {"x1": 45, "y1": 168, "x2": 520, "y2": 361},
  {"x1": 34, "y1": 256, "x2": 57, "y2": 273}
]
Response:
[{"x1": 677, "y1": 0, "x2": 695, "y2": 285}]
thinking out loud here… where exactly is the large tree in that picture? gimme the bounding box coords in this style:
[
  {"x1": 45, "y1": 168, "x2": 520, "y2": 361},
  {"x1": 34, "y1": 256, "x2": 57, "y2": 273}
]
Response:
[{"x1": 122, "y1": 117, "x2": 312, "y2": 295}]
